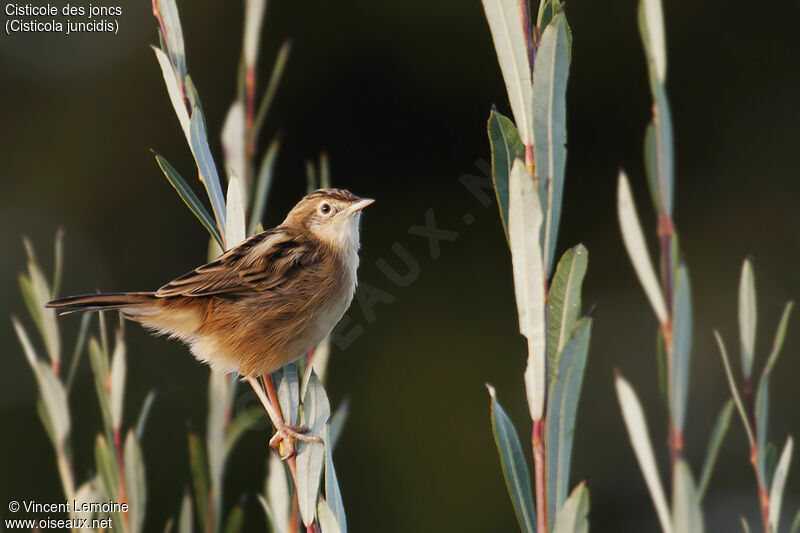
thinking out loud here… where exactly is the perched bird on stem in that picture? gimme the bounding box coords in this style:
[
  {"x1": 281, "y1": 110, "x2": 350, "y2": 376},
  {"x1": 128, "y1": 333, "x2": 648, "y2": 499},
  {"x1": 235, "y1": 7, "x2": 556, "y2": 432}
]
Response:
[{"x1": 47, "y1": 188, "x2": 373, "y2": 453}]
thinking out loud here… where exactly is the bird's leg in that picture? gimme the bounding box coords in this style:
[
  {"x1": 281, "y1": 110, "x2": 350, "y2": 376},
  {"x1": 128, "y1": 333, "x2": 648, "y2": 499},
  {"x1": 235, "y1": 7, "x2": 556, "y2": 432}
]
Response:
[{"x1": 246, "y1": 375, "x2": 321, "y2": 460}]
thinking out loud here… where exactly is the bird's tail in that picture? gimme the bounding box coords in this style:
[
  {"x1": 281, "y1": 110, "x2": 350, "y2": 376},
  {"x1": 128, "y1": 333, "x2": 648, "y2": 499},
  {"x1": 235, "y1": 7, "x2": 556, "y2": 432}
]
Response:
[{"x1": 46, "y1": 292, "x2": 158, "y2": 315}]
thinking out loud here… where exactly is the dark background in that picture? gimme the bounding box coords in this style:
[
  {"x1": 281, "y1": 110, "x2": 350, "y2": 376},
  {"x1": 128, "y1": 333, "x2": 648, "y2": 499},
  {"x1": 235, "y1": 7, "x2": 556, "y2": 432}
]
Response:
[{"x1": 2, "y1": 1, "x2": 800, "y2": 531}]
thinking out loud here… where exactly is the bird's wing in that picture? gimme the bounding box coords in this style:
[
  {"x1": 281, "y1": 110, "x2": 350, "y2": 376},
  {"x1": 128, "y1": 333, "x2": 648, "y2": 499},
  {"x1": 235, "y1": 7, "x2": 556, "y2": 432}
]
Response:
[{"x1": 155, "y1": 229, "x2": 321, "y2": 297}]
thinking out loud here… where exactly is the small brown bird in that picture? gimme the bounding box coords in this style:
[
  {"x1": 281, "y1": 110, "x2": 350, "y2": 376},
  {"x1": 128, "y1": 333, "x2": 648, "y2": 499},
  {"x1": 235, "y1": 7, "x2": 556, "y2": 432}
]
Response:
[{"x1": 47, "y1": 188, "x2": 372, "y2": 446}]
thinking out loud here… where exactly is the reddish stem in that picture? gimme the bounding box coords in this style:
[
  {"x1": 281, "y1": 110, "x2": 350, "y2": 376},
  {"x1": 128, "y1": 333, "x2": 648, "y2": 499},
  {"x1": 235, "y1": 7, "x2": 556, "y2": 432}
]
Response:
[
  {"x1": 532, "y1": 418, "x2": 547, "y2": 533},
  {"x1": 749, "y1": 443, "x2": 770, "y2": 532}
]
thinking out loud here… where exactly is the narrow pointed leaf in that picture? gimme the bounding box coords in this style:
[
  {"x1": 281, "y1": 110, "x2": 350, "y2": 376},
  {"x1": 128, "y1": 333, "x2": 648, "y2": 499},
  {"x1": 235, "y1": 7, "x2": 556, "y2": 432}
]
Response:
[
  {"x1": 22, "y1": 242, "x2": 60, "y2": 365},
  {"x1": 154, "y1": 154, "x2": 224, "y2": 248},
  {"x1": 35, "y1": 361, "x2": 70, "y2": 447},
  {"x1": 225, "y1": 174, "x2": 246, "y2": 249},
  {"x1": 152, "y1": 46, "x2": 190, "y2": 143},
  {"x1": 790, "y1": 508, "x2": 800, "y2": 533},
  {"x1": 221, "y1": 102, "x2": 247, "y2": 199},
  {"x1": 638, "y1": 0, "x2": 666, "y2": 83},
  {"x1": 615, "y1": 375, "x2": 673, "y2": 533},
  {"x1": 714, "y1": 331, "x2": 755, "y2": 446},
  {"x1": 265, "y1": 453, "x2": 290, "y2": 533},
  {"x1": 249, "y1": 137, "x2": 280, "y2": 235},
  {"x1": 755, "y1": 374, "x2": 769, "y2": 480},
  {"x1": 177, "y1": 489, "x2": 193, "y2": 533},
  {"x1": 296, "y1": 371, "x2": 330, "y2": 526},
  {"x1": 481, "y1": 0, "x2": 534, "y2": 145},
  {"x1": 154, "y1": 0, "x2": 186, "y2": 78},
  {"x1": 95, "y1": 434, "x2": 120, "y2": 498},
  {"x1": 672, "y1": 460, "x2": 704, "y2": 533},
  {"x1": 223, "y1": 497, "x2": 246, "y2": 533},
  {"x1": 189, "y1": 105, "x2": 227, "y2": 231},
  {"x1": 487, "y1": 109, "x2": 524, "y2": 239},
  {"x1": 135, "y1": 390, "x2": 157, "y2": 441},
  {"x1": 487, "y1": 385, "x2": 536, "y2": 533},
  {"x1": 764, "y1": 443, "x2": 777, "y2": 490},
  {"x1": 88, "y1": 337, "x2": 113, "y2": 433},
  {"x1": 617, "y1": 171, "x2": 669, "y2": 324},
  {"x1": 546, "y1": 244, "x2": 588, "y2": 373},
  {"x1": 329, "y1": 399, "x2": 349, "y2": 451},
  {"x1": 546, "y1": 318, "x2": 592, "y2": 524},
  {"x1": 124, "y1": 430, "x2": 147, "y2": 533},
  {"x1": 738, "y1": 259, "x2": 757, "y2": 378},
  {"x1": 243, "y1": 0, "x2": 267, "y2": 69},
  {"x1": 670, "y1": 263, "x2": 692, "y2": 433},
  {"x1": 110, "y1": 332, "x2": 126, "y2": 430},
  {"x1": 533, "y1": 12, "x2": 571, "y2": 277},
  {"x1": 324, "y1": 424, "x2": 347, "y2": 533},
  {"x1": 761, "y1": 301, "x2": 794, "y2": 379},
  {"x1": 552, "y1": 482, "x2": 589, "y2": 533},
  {"x1": 509, "y1": 157, "x2": 546, "y2": 419},
  {"x1": 741, "y1": 517, "x2": 751, "y2": 533},
  {"x1": 253, "y1": 40, "x2": 291, "y2": 138},
  {"x1": 769, "y1": 437, "x2": 794, "y2": 533},
  {"x1": 697, "y1": 399, "x2": 734, "y2": 501},
  {"x1": 318, "y1": 498, "x2": 343, "y2": 533},
  {"x1": 188, "y1": 433, "x2": 209, "y2": 532},
  {"x1": 273, "y1": 362, "x2": 300, "y2": 426},
  {"x1": 223, "y1": 406, "x2": 264, "y2": 462}
]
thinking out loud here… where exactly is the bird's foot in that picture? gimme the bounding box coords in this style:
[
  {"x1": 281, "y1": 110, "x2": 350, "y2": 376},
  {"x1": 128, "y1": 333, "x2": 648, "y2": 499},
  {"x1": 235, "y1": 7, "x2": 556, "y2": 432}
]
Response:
[{"x1": 269, "y1": 423, "x2": 323, "y2": 460}]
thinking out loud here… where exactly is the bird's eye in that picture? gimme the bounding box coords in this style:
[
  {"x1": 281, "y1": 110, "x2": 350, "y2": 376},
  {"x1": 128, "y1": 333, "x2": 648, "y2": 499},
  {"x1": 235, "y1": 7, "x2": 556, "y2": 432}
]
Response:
[{"x1": 320, "y1": 203, "x2": 331, "y2": 215}]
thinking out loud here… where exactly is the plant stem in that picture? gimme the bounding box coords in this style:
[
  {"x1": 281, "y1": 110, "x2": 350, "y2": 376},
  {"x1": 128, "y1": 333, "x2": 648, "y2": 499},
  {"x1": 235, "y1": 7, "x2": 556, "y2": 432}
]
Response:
[
  {"x1": 532, "y1": 418, "x2": 547, "y2": 533},
  {"x1": 749, "y1": 443, "x2": 770, "y2": 533}
]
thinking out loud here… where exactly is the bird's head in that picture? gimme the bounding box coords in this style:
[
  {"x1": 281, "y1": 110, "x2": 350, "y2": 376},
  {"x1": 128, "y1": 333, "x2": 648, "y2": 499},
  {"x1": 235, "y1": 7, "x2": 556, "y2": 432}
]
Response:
[{"x1": 284, "y1": 188, "x2": 374, "y2": 252}]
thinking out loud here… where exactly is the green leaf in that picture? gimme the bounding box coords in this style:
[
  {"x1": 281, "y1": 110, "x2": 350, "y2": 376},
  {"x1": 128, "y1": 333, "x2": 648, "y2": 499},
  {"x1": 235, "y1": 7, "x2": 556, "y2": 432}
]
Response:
[
  {"x1": 223, "y1": 496, "x2": 246, "y2": 533},
  {"x1": 756, "y1": 368, "x2": 770, "y2": 480},
  {"x1": 487, "y1": 385, "x2": 536, "y2": 533},
  {"x1": 21, "y1": 240, "x2": 61, "y2": 366},
  {"x1": 36, "y1": 398, "x2": 56, "y2": 448},
  {"x1": 481, "y1": 0, "x2": 534, "y2": 145},
  {"x1": 697, "y1": 399, "x2": 734, "y2": 502},
  {"x1": 759, "y1": 300, "x2": 794, "y2": 379},
  {"x1": 656, "y1": 328, "x2": 668, "y2": 408},
  {"x1": 324, "y1": 423, "x2": 347, "y2": 533},
  {"x1": 738, "y1": 259, "x2": 757, "y2": 378},
  {"x1": 135, "y1": 390, "x2": 157, "y2": 441},
  {"x1": 533, "y1": 12, "x2": 571, "y2": 278},
  {"x1": 152, "y1": 46, "x2": 190, "y2": 142},
  {"x1": 207, "y1": 371, "x2": 229, "y2": 532},
  {"x1": 552, "y1": 482, "x2": 589, "y2": 533},
  {"x1": 546, "y1": 245, "x2": 588, "y2": 375},
  {"x1": 741, "y1": 517, "x2": 751, "y2": 533},
  {"x1": 18, "y1": 275, "x2": 44, "y2": 342},
  {"x1": 317, "y1": 498, "x2": 343, "y2": 533},
  {"x1": 487, "y1": 109, "x2": 524, "y2": 240},
  {"x1": 153, "y1": 0, "x2": 187, "y2": 79},
  {"x1": 154, "y1": 153, "x2": 224, "y2": 249},
  {"x1": 52, "y1": 227, "x2": 64, "y2": 298},
  {"x1": 617, "y1": 171, "x2": 669, "y2": 324},
  {"x1": 638, "y1": 0, "x2": 666, "y2": 83},
  {"x1": 124, "y1": 430, "x2": 147, "y2": 533},
  {"x1": 672, "y1": 460, "x2": 704, "y2": 533},
  {"x1": 509, "y1": 157, "x2": 547, "y2": 420},
  {"x1": 769, "y1": 437, "x2": 794, "y2": 533},
  {"x1": 545, "y1": 318, "x2": 592, "y2": 526},
  {"x1": 615, "y1": 375, "x2": 673, "y2": 533},
  {"x1": 249, "y1": 137, "x2": 281, "y2": 236},
  {"x1": 109, "y1": 331, "x2": 126, "y2": 430},
  {"x1": 36, "y1": 361, "x2": 71, "y2": 448},
  {"x1": 536, "y1": 0, "x2": 560, "y2": 31},
  {"x1": 188, "y1": 432, "x2": 210, "y2": 533},
  {"x1": 714, "y1": 331, "x2": 755, "y2": 446},
  {"x1": 221, "y1": 101, "x2": 246, "y2": 200},
  {"x1": 670, "y1": 263, "x2": 692, "y2": 434},
  {"x1": 189, "y1": 105, "x2": 228, "y2": 231},
  {"x1": 296, "y1": 371, "x2": 330, "y2": 526},
  {"x1": 252, "y1": 40, "x2": 292, "y2": 140},
  {"x1": 225, "y1": 174, "x2": 246, "y2": 248},
  {"x1": 66, "y1": 312, "x2": 92, "y2": 393},
  {"x1": 95, "y1": 434, "x2": 120, "y2": 498},
  {"x1": 223, "y1": 406, "x2": 265, "y2": 462},
  {"x1": 264, "y1": 453, "x2": 290, "y2": 533},
  {"x1": 177, "y1": 488, "x2": 193, "y2": 533},
  {"x1": 764, "y1": 443, "x2": 777, "y2": 490},
  {"x1": 329, "y1": 399, "x2": 349, "y2": 451},
  {"x1": 273, "y1": 362, "x2": 300, "y2": 426},
  {"x1": 789, "y1": 507, "x2": 800, "y2": 533},
  {"x1": 88, "y1": 337, "x2": 113, "y2": 434}
]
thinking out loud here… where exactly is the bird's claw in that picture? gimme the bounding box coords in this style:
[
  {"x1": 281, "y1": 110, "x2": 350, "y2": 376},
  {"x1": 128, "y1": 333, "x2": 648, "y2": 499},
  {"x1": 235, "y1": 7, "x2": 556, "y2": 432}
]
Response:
[{"x1": 269, "y1": 424, "x2": 323, "y2": 460}]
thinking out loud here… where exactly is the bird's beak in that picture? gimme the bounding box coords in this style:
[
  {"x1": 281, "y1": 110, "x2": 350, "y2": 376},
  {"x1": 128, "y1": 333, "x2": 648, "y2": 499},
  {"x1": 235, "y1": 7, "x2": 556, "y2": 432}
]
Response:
[{"x1": 349, "y1": 198, "x2": 375, "y2": 213}]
